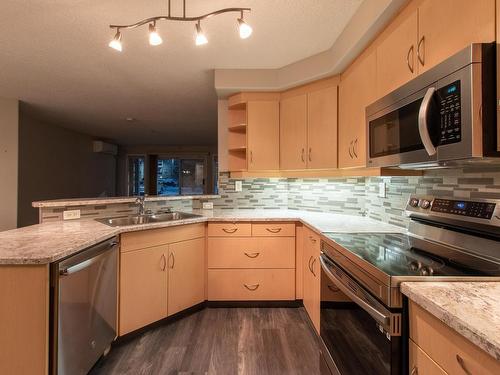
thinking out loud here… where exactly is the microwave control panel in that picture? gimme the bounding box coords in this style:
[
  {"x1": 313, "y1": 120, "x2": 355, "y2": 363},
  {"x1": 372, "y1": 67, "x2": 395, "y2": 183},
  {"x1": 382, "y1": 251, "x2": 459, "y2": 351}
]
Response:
[
  {"x1": 438, "y1": 80, "x2": 461, "y2": 145},
  {"x1": 431, "y1": 198, "x2": 496, "y2": 219}
]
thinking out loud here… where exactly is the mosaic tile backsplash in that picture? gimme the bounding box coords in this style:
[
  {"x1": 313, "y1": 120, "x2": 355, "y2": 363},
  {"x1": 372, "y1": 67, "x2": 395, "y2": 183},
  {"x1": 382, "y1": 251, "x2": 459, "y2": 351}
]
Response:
[{"x1": 215, "y1": 167, "x2": 500, "y2": 228}]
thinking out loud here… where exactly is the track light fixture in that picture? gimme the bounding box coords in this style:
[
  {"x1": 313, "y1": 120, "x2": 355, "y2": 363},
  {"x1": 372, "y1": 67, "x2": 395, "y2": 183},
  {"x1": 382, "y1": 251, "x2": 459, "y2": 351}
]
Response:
[{"x1": 108, "y1": 0, "x2": 252, "y2": 51}]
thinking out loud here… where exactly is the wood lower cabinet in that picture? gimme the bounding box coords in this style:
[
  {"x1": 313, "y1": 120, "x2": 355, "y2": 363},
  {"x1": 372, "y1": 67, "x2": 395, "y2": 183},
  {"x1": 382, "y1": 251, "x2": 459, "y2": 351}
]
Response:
[
  {"x1": 119, "y1": 245, "x2": 168, "y2": 335},
  {"x1": 417, "y1": 0, "x2": 495, "y2": 73},
  {"x1": 167, "y1": 238, "x2": 205, "y2": 316},
  {"x1": 409, "y1": 339, "x2": 447, "y2": 375},
  {"x1": 409, "y1": 301, "x2": 500, "y2": 375},
  {"x1": 280, "y1": 94, "x2": 308, "y2": 170},
  {"x1": 338, "y1": 48, "x2": 376, "y2": 169},
  {"x1": 302, "y1": 227, "x2": 320, "y2": 332},
  {"x1": 119, "y1": 224, "x2": 206, "y2": 335}
]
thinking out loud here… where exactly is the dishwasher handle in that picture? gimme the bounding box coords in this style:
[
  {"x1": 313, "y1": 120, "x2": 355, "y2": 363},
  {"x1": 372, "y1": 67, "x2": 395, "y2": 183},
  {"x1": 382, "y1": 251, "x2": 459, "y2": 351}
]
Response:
[{"x1": 60, "y1": 241, "x2": 118, "y2": 276}]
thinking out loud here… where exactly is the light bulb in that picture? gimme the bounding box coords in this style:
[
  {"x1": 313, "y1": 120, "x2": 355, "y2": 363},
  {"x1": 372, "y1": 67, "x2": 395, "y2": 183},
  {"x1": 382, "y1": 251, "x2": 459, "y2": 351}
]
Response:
[
  {"x1": 195, "y1": 22, "x2": 208, "y2": 46},
  {"x1": 149, "y1": 23, "x2": 163, "y2": 46},
  {"x1": 108, "y1": 30, "x2": 122, "y2": 51},
  {"x1": 238, "y1": 18, "x2": 252, "y2": 39}
]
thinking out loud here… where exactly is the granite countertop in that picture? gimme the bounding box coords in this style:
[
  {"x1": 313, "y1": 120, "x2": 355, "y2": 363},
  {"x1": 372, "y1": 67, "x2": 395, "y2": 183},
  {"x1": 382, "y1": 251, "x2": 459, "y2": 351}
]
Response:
[
  {"x1": 0, "y1": 209, "x2": 403, "y2": 264},
  {"x1": 402, "y1": 282, "x2": 500, "y2": 361},
  {"x1": 32, "y1": 195, "x2": 221, "y2": 208}
]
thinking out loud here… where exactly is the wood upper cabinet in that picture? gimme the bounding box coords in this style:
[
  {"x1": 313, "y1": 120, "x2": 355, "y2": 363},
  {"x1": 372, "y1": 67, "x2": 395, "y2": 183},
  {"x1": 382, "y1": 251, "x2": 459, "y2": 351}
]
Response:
[
  {"x1": 280, "y1": 94, "x2": 308, "y2": 170},
  {"x1": 119, "y1": 245, "x2": 168, "y2": 335},
  {"x1": 376, "y1": 7, "x2": 418, "y2": 98},
  {"x1": 247, "y1": 101, "x2": 280, "y2": 171},
  {"x1": 167, "y1": 237, "x2": 205, "y2": 316},
  {"x1": 339, "y1": 49, "x2": 377, "y2": 168},
  {"x1": 303, "y1": 227, "x2": 320, "y2": 332},
  {"x1": 307, "y1": 86, "x2": 338, "y2": 169},
  {"x1": 417, "y1": 0, "x2": 495, "y2": 73}
]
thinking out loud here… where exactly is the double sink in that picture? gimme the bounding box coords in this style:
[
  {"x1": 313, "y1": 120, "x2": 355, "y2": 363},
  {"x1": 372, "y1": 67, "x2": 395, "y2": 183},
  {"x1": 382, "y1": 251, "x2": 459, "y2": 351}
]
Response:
[{"x1": 97, "y1": 212, "x2": 202, "y2": 227}]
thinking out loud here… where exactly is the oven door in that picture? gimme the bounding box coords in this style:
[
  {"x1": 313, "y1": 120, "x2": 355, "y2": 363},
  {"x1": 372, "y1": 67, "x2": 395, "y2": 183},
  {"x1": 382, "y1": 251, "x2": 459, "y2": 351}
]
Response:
[{"x1": 319, "y1": 254, "x2": 403, "y2": 375}]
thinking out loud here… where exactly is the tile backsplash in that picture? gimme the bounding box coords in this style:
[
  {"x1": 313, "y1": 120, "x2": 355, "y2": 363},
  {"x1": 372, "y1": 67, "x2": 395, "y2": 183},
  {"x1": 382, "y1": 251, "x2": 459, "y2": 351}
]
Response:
[{"x1": 215, "y1": 167, "x2": 500, "y2": 228}]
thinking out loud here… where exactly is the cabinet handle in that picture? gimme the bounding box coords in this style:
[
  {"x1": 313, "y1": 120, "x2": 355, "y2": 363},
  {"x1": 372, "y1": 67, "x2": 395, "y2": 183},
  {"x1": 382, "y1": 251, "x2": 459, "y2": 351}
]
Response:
[
  {"x1": 406, "y1": 45, "x2": 415, "y2": 73},
  {"x1": 308, "y1": 255, "x2": 313, "y2": 273},
  {"x1": 308, "y1": 147, "x2": 312, "y2": 162},
  {"x1": 456, "y1": 354, "x2": 472, "y2": 375},
  {"x1": 250, "y1": 150, "x2": 253, "y2": 163},
  {"x1": 244, "y1": 283, "x2": 260, "y2": 291},
  {"x1": 348, "y1": 141, "x2": 354, "y2": 159},
  {"x1": 265, "y1": 227, "x2": 282, "y2": 233},
  {"x1": 301, "y1": 148, "x2": 305, "y2": 163},
  {"x1": 169, "y1": 252, "x2": 175, "y2": 269},
  {"x1": 417, "y1": 35, "x2": 425, "y2": 66},
  {"x1": 161, "y1": 254, "x2": 167, "y2": 271},
  {"x1": 311, "y1": 257, "x2": 317, "y2": 277},
  {"x1": 244, "y1": 252, "x2": 260, "y2": 258},
  {"x1": 327, "y1": 285, "x2": 340, "y2": 293},
  {"x1": 222, "y1": 228, "x2": 238, "y2": 234},
  {"x1": 411, "y1": 367, "x2": 418, "y2": 375},
  {"x1": 353, "y1": 138, "x2": 358, "y2": 158}
]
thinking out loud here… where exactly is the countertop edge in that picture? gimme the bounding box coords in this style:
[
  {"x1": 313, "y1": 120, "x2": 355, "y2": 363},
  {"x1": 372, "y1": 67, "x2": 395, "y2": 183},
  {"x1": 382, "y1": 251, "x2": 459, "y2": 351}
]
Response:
[{"x1": 401, "y1": 282, "x2": 500, "y2": 361}]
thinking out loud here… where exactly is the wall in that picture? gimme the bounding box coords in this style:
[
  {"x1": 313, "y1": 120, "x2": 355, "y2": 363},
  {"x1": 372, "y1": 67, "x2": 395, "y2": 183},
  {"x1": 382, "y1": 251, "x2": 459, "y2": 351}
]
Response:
[
  {"x1": 18, "y1": 114, "x2": 117, "y2": 227},
  {"x1": 0, "y1": 98, "x2": 19, "y2": 231},
  {"x1": 215, "y1": 167, "x2": 500, "y2": 229}
]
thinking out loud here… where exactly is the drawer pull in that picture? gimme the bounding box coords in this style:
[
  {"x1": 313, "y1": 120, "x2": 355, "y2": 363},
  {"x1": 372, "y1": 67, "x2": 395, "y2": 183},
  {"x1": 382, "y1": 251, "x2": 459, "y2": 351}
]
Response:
[
  {"x1": 244, "y1": 283, "x2": 260, "y2": 291},
  {"x1": 244, "y1": 252, "x2": 260, "y2": 258},
  {"x1": 411, "y1": 367, "x2": 418, "y2": 375},
  {"x1": 327, "y1": 285, "x2": 340, "y2": 293},
  {"x1": 456, "y1": 354, "x2": 472, "y2": 375},
  {"x1": 265, "y1": 227, "x2": 282, "y2": 233},
  {"x1": 222, "y1": 228, "x2": 238, "y2": 234}
]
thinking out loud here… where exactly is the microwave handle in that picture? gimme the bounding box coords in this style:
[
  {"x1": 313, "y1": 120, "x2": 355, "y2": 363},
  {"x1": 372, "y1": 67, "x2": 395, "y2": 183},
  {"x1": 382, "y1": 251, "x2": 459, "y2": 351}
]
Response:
[
  {"x1": 418, "y1": 86, "x2": 437, "y2": 156},
  {"x1": 320, "y1": 255, "x2": 390, "y2": 326}
]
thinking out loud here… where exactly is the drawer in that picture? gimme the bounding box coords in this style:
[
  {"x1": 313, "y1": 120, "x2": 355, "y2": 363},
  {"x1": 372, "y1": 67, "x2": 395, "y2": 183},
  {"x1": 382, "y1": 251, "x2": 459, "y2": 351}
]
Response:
[
  {"x1": 208, "y1": 237, "x2": 295, "y2": 269},
  {"x1": 121, "y1": 223, "x2": 205, "y2": 252},
  {"x1": 207, "y1": 269, "x2": 295, "y2": 301},
  {"x1": 320, "y1": 271, "x2": 349, "y2": 302},
  {"x1": 252, "y1": 223, "x2": 295, "y2": 237},
  {"x1": 409, "y1": 339, "x2": 447, "y2": 375},
  {"x1": 207, "y1": 222, "x2": 251, "y2": 237},
  {"x1": 409, "y1": 301, "x2": 500, "y2": 375}
]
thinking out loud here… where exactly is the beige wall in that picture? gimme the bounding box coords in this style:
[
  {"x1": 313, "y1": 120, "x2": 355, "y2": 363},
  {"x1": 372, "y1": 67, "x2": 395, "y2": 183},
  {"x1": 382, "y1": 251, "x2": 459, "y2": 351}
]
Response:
[
  {"x1": 0, "y1": 98, "x2": 19, "y2": 231},
  {"x1": 18, "y1": 114, "x2": 117, "y2": 227}
]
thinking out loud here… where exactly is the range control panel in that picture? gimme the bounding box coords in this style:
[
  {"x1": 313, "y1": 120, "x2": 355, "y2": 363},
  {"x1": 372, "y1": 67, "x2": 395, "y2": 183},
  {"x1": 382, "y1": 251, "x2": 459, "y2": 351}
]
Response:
[
  {"x1": 438, "y1": 81, "x2": 461, "y2": 145},
  {"x1": 408, "y1": 195, "x2": 498, "y2": 220}
]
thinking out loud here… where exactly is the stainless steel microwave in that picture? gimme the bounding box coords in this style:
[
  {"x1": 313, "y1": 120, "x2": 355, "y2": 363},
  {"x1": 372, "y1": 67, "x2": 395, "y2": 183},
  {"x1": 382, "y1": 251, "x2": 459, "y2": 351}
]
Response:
[{"x1": 366, "y1": 43, "x2": 499, "y2": 168}]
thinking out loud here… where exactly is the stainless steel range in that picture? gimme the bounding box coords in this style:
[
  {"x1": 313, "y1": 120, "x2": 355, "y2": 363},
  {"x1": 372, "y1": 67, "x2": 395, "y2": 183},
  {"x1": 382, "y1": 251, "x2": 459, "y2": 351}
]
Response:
[{"x1": 319, "y1": 195, "x2": 500, "y2": 375}]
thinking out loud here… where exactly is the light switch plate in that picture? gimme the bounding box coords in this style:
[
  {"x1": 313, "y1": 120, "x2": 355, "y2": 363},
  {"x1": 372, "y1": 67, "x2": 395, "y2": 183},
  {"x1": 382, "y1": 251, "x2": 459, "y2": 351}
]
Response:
[
  {"x1": 63, "y1": 209, "x2": 81, "y2": 220},
  {"x1": 235, "y1": 181, "x2": 243, "y2": 192},
  {"x1": 378, "y1": 182, "x2": 386, "y2": 198}
]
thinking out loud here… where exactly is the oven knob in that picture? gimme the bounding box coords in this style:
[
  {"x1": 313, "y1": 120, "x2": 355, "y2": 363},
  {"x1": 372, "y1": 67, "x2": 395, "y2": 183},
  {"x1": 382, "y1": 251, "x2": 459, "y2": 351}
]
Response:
[
  {"x1": 409, "y1": 198, "x2": 420, "y2": 207},
  {"x1": 420, "y1": 266, "x2": 434, "y2": 276},
  {"x1": 408, "y1": 261, "x2": 421, "y2": 271},
  {"x1": 420, "y1": 199, "x2": 431, "y2": 209}
]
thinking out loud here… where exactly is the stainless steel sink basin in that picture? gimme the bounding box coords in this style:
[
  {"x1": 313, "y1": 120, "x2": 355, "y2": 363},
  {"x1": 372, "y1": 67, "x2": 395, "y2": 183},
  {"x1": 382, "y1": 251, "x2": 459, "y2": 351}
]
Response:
[{"x1": 97, "y1": 212, "x2": 202, "y2": 227}]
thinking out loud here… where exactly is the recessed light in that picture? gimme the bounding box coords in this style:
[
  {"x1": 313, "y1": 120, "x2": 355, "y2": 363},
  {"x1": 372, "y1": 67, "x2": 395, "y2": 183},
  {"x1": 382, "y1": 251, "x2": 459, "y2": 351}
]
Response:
[{"x1": 125, "y1": 117, "x2": 136, "y2": 122}]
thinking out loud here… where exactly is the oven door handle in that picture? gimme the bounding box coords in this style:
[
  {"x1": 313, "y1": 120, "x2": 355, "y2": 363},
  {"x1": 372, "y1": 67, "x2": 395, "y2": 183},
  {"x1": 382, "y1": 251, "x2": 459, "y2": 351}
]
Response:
[
  {"x1": 320, "y1": 255, "x2": 390, "y2": 327},
  {"x1": 418, "y1": 86, "x2": 437, "y2": 156}
]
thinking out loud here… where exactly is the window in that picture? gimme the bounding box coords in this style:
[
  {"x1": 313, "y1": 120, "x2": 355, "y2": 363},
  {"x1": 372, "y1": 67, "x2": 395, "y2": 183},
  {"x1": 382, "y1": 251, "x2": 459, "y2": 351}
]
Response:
[
  {"x1": 157, "y1": 158, "x2": 180, "y2": 196},
  {"x1": 128, "y1": 156, "x2": 145, "y2": 196},
  {"x1": 156, "y1": 157, "x2": 205, "y2": 196}
]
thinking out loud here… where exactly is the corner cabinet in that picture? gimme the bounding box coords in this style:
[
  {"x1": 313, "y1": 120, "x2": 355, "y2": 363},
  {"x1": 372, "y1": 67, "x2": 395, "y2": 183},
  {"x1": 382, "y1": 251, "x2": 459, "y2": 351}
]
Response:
[
  {"x1": 119, "y1": 224, "x2": 205, "y2": 335},
  {"x1": 279, "y1": 94, "x2": 308, "y2": 170},
  {"x1": 338, "y1": 48, "x2": 377, "y2": 169}
]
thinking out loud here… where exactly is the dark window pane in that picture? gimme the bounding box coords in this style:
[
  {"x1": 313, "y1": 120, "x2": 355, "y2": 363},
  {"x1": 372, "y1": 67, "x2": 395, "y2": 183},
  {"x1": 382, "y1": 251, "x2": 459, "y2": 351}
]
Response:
[
  {"x1": 180, "y1": 159, "x2": 205, "y2": 195},
  {"x1": 128, "y1": 157, "x2": 145, "y2": 196},
  {"x1": 157, "y1": 158, "x2": 180, "y2": 196}
]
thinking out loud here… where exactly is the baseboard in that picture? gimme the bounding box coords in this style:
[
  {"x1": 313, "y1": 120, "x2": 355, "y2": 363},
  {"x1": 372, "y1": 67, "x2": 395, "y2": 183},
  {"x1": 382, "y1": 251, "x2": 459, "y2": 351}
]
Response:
[{"x1": 207, "y1": 300, "x2": 301, "y2": 308}]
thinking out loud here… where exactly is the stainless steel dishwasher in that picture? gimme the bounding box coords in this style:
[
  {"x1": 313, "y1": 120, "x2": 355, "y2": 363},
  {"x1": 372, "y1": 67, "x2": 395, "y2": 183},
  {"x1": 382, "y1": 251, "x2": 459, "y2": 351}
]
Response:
[{"x1": 50, "y1": 237, "x2": 118, "y2": 375}]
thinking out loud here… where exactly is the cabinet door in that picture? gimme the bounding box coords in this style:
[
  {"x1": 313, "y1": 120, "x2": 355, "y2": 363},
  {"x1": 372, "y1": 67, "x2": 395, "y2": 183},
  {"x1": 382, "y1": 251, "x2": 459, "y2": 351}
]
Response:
[
  {"x1": 247, "y1": 101, "x2": 280, "y2": 170},
  {"x1": 303, "y1": 228, "x2": 320, "y2": 333},
  {"x1": 167, "y1": 238, "x2": 205, "y2": 316},
  {"x1": 418, "y1": 0, "x2": 495, "y2": 73},
  {"x1": 376, "y1": 8, "x2": 418, "y2": 97},
  {"x1": 119, "y1": 246, "x2": 167, "y2": 335},
  {"x1": 307, "y1": 86, "x2": 338, "y2": 169},
  {"x1": 338, "y1": 49, "x2": 377, "y2": 168},
  {"x1": 280, "y1": 94, "x2": 308, "y2": 170}
]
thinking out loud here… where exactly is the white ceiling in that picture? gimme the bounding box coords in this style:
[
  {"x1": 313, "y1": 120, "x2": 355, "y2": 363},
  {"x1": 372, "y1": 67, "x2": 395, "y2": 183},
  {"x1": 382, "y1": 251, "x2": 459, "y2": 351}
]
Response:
[{"x1": 0, "y1": 0, "x2": 363, "y2": 145}]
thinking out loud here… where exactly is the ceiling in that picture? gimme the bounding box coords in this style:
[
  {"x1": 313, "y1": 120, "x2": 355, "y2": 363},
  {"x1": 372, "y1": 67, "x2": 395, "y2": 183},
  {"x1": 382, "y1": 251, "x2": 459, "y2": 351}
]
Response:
[{"x1": 0, "y1": 0, "x2": 363, "y2": 145}]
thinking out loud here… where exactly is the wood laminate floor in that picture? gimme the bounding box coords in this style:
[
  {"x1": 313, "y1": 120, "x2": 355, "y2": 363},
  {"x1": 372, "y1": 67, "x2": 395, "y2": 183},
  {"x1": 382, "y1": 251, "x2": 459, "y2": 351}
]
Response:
[{"x1": 90, "y1": 307, "x2": 327, "y2": 375}]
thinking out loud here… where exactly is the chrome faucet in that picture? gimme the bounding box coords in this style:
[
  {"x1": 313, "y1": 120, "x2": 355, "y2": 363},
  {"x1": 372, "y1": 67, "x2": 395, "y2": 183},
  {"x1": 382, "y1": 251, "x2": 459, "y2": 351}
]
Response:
[{"x1": 135, "y1": 196, "x2": 146, "y2": 215}]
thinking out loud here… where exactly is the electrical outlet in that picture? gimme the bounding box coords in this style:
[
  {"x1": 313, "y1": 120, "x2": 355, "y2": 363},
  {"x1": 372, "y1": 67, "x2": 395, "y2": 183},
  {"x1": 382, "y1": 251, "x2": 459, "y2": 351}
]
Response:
[
  {"x1": 378, "y1": 182, "x2": 386, "y2": 198},
  {"x1": 63, "y1": 209, "x2": 81, "y2": 220},
  {"x1": 235, "y1": 181, "x2": 243, "y2": 192},
  {"x1": 202, "y1": 202, "x2": 214, "y2": 210}
]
